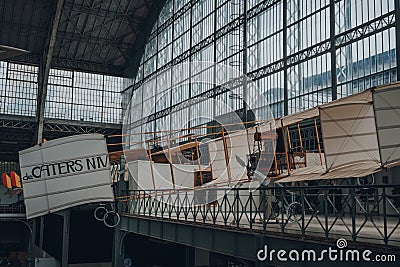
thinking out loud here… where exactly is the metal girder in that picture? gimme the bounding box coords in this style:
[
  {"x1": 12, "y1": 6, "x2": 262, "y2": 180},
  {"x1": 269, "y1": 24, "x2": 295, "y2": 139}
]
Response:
[
  {"x1": 334, "y1": 0, "x2": 352, "y2": 88},
  {"x1": 147, "y1": 0, "x2": 279, "y2": 42},
  {"x1": 1, "y1": 0, "x2": 181, "y2": 78},
  {"x1": 80, "y1": 0, "x2": 124, "y2": 65},
  {"x1": 247, "y1": 0, "x2": 281, "y2": 19},
  {"x1": 62, "y1": 1, "x2": 147, "y2": 28},
  {"x1": 0, "y1": 114, "x2": 120, "y2": 135},
  {"x1": 120, "y1": 216, "x2": 258, "y2": 262},
  {"x1": 43, "y1": 118, "x2": 121, "y2": 136},
  {"x1": 61, "y1": 209, "x2": 70, "y2": 267},
  {"x1": 335, "y1": 11, "x2": 396, "y2": 48},
  {"x1": 283, "y1": 0, "x2": 288, "y2": 115},
  {"x1": 43, "y1": 123, "x2": 120, "y2": 136},
  {"x1": 128, "y1": 76, "x2": 245, "y2": 128},
  {"x1": 36, "y1": 0, "x2": 65, "y2": 144},
  {"x1": 329, "y1": 0, "x2": 337, "y2": 100},
  {"x1": 132, "y1": 0, "x2": 281, "y2": 91},
  {"x1": 0, "y1": 115, "x2": 121, "y2": 161},
  {"x1": 7, "y1": 53, "x2": 41, "y2": 66},
  {"x1": 149, "y1": 0, "x2": 281, "y2": 45},
  {"x1": 288, "y1": 40, "x2": 331, "y2": 67},
  {"x1": 123, "y1": 0, "x2": 167, "y2": 78},
  {"x1": 396, "y1": 0, "x2": 400, "y2": 81},
  {"x1": 247, "y1": 11, "x2": 396, "y2": 82},
  {"x1": 45, "y1": 118, "x2": 121, "y2": 129},
  {"x1": 56, "y1": 0, "x2": 149, "y2": 73},
  {"x1": 0, "y1": 132, "x2": 33, "y2": 143},
  {"x1": 119, "y1": 215, "x2": 399, "y2": 267},
  {"x1": 248, "y1": 60, "x2": 285, "y2": 80},
  {"x1": 51, "y1": 56, "x2": 125, "y2": 76},
  {"x1": 133, "y1": 0, "x2": 396, "y2": 95},
  {"x1": 53, "y1": 0, "x2": 139, "y2": 73},
  {"x1": 58, "y1": 5, "x2": 140, "y2": 61},
  {"x1": 0, "y1": 0, "x2": 53, "y2": 55},
  {"x1": 0, "y1": 20, "x2": 47, "y2": 35},
  {"x1": 134, "y1": 12, "x2": 338, "y2": 122},
  {"x1": 148, "y1": 0, "x2": 198, "y2": 40},
  {"x1": 0, "y1": 117, "x2": 36, "y2": 130},
  {"x1": 57, "y1": 31, "x2": 131, "y2": 52}
]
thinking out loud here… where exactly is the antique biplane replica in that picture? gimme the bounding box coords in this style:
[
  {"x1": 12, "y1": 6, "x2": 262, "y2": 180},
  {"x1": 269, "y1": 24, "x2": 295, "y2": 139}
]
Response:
[{"x1": 120, "y1": 82, "x2": 400, "y2": 194}]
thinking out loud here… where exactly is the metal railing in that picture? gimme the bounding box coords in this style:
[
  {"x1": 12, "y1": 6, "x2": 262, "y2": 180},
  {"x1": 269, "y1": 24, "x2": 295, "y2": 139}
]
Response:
[
  {"x1": 0, "y1": 204, "x2": 26, "y2": 214},
  {"x1": 121, "y1": 184, "x2": 400, "y2": 247}
]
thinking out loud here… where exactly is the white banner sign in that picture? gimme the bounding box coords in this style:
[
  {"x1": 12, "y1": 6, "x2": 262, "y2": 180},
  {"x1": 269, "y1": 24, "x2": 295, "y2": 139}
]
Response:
[{"x1": 19, "y1": 134, "x2": 114, "y2": 219}]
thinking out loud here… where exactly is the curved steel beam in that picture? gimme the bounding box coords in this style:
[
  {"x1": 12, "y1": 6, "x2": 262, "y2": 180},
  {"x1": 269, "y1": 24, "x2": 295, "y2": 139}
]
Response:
[{"x1": 36, "y1": 0, "x2": 65, "y2": 144}]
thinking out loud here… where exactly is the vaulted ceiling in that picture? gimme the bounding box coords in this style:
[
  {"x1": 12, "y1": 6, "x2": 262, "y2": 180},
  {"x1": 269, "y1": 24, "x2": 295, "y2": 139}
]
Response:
[
  {"x1": 0, "y1": 0, "x2": 166, "y2": 76},
  {"x1": 0, "y1": 0, "x2": 167, "y2": 161}
]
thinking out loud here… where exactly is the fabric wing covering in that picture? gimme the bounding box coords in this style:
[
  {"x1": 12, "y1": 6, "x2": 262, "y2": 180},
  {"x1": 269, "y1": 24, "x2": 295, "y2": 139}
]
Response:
[
  {"x1": 319, "y1": 102, "x2": 381, "y2": 171},
  {"x1": 373, "y1": 85, "x2": 400, "y2": 168},
  {"x1": 278, "y1": 162, "x2": 380, "y2": 182},
  {"x1": 228, "y1": 131, "x2": 250, "y2": 182},
  {"x1": 279, "y1": 89, "x2": 373, "y2": 128},
  {"x1": 207, "y1": 137, "x2": 230, "y2": 184},
  {"x1": 207, "y1": 128, "x2": 249, "y2": 187},
  {"x1": 277, "y1": 85, "x2": 397, "y2": 183}
]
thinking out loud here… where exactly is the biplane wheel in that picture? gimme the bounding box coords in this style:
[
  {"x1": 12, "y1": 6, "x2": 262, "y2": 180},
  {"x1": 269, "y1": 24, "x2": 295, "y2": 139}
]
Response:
[
  {"x1": 94, "y1": 206, "x2": 108, "y2": 221},
  {"x1": 104, "y1": 211, "x2": 120, "y2": 228},
  {"x1": 287, "y1": 202, "x2": 303, "y2": 222},
  {"x1": 357, "y1": 174, "x2": 375, "y2": 186}
]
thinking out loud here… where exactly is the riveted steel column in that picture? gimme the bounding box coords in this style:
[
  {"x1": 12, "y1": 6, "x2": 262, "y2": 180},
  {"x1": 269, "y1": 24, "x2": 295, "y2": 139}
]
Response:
[
  {"x1": 330, "y1": 0, "x2": 338, "y2": 100},
  {"x1": 395, "y1": 0, "x2": 400, "y2": 81},
  {"x1": 36, "y1": 0, "x2": 65, "y2": 144},
  {"x1": 283, "y1": 0, "x2": 288, "y2": 116},
  {"x1": 61, "y1": 209, "x2": 70, "y2": 267}
]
